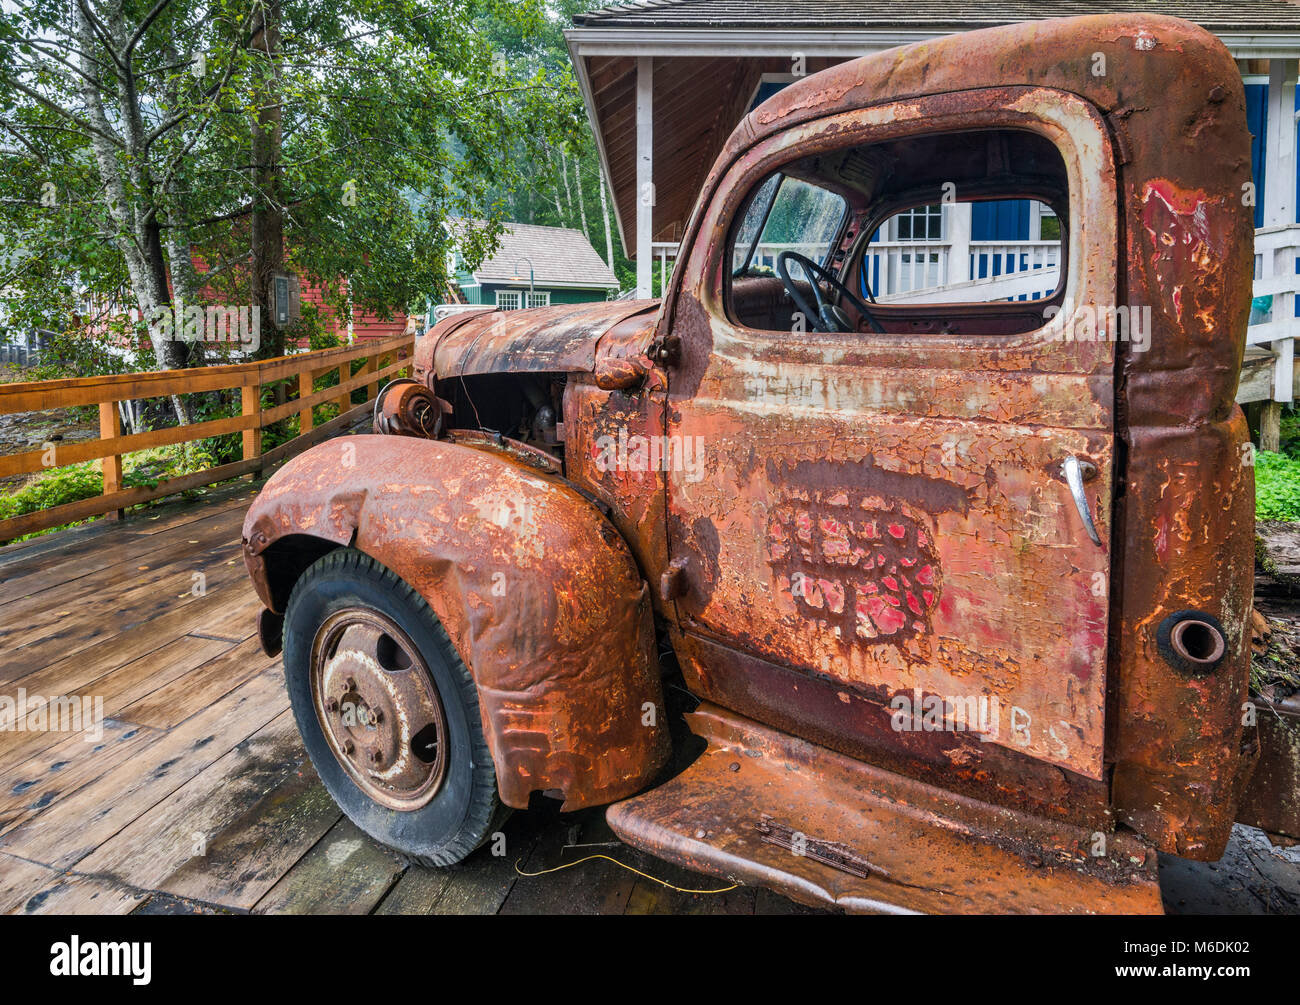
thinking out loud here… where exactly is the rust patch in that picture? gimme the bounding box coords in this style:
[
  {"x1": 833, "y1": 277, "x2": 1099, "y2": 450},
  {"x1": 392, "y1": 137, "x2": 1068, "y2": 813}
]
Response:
[
  {"x1": 1140, "y1": 179, "x2": 1227, "y2": 325},
  {"x1": 243, "y1": 436, "x2": 670, "y2": 811},
  {"x1": 768, "y1": 493, "x2": 942, "y2": 648}
]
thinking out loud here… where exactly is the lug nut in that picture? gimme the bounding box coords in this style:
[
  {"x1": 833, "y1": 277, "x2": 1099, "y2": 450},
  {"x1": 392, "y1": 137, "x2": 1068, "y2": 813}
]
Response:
[
  {"x1": 371, "y1": 708, "x2": 383, "y2": 724},
  {"x1": 369, "y1": 748, "x2": 383, "y2": 763},
  {"x1": 344, "y1": 677, "x2": 356, "y2": 691},
  {"x1": 325, "y1": 697, "x2": 338, "y2": 713},
  {"x1": 342, "y1": 739, "x2": 354, "y2": 755}
]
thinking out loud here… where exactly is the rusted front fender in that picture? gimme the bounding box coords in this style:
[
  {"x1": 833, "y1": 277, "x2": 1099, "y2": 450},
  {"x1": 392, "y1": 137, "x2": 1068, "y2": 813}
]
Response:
[{"x1": 242, "y1": 435, "x2": 670, "y2": 811}]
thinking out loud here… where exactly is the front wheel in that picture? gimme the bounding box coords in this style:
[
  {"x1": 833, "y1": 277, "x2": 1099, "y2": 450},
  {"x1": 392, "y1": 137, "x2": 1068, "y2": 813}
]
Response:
[{"x1": 282, "y1": 548, "x2": 505, "y2": 866}]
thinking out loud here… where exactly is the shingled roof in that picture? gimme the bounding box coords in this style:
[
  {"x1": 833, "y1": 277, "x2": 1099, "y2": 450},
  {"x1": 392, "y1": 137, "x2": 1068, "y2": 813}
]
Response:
[
  {"x1": 574, "y1": 0, "x2": 1300, "y2": 30},
  {"x1": 455, "y1": 221, "x2": 619, "y2": 289}
]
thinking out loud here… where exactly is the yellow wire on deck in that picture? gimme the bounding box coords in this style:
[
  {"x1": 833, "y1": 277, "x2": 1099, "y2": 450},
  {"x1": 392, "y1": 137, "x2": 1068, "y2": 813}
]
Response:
[{"x1": 514, "y1": 855, "x2": 739, "y2": 895}]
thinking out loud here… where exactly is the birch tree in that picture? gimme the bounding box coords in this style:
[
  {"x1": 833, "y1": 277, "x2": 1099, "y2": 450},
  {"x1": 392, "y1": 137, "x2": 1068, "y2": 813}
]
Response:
[{"x1": 0, "y1": 0, "x2": 573, "y2": 380}]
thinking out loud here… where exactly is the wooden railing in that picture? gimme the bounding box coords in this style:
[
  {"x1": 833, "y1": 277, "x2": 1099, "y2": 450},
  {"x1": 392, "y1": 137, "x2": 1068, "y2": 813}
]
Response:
[{"x1": 0, "y1": 333, "x2": 413, "y2": 542}]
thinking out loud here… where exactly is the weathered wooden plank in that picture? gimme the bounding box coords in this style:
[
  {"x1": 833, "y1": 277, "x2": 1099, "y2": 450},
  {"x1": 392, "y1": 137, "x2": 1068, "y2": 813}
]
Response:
[
  {"x1": 419, "y1": 811, "x2": 550, "y2": 915},
  {"x1": 752, "y1": 887, "x2": 829, "y2": 915},
  {"x1": 0, "y1": 634, "x2": 236, "y2": 771},
  {"x1": 372, "y1": 866, "x2": 453, "y2": 915},
  {"x1": 1259, "y1": 520, "x2": 1300, "y2": 578},
  {"x1": 0, "y1": 494, "x2": 251, "y2": 601},
  {"x1": 1, "y1": 633, "x2": 234, "y2": 739},
  {"x1": 118, "y1": 636, "x2": 276, "y2": 730},
  {"x1": 623, "y1": 853, "x2": 758, "y2": 915},
  {"x1": 186, "y1": 587, "x2": 261, "y2": 642},
  {"x1": 0, "y1": 481, "x2": 253, "y2": 585},
  {"x1": 132, "y1": 891, "x2": 235, "y2": 914},
  {"x1": 0, "y1": 551, "x2": 249, "y2": 681},
  {"x1": 0, "y1": 719, "x2": 163, "y2": 838},
  {"x1": 159, "y1": 765, "x2": 339, "y2": 910},
  {"x1": 0, "y1": 668, "x2": 289, "y2": 869},
  {"x1": 0, "y1": 587, "x2": 253, "y2": 737},
  {"x1": 253, "y1": 817, "x2": 405, "y2": 915},
  {"x1": 73, "y1": 711, "x2": 322, "y2": 905},
  {"x1": 0, "y1": 852, "x2": 57, "y2": 912},
  {"x1": 0, "y1": 854, "x2": 147, "y2": 915},
  {"x1": 0, "y1": 511, "x2": 242, "y2": 639}
]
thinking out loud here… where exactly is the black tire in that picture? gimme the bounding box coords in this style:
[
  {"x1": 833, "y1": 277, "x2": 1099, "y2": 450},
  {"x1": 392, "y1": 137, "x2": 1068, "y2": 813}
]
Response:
[{"x1": 283, "y1": 548, "x2": 506, "y2": 866}]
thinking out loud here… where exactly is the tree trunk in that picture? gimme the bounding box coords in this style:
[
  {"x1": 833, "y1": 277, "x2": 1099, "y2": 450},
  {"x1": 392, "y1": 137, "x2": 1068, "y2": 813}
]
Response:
[
  {"x1": 250, "y1": 0, "x2": 285, "y2": 361},
  {"x1": 548, "y1": 147, "x2": 565, "y2": 223},
  {"x1": 74, "y1": 4, "x2": 190, "y2": 422},
  {"x1": 598, "y1": 166, "x2": 616, "y2": 272},
  {"x1": 559, "y1": 147, "x2": 575, "y2": 225},
  {"x1": 574, "y1": 156, "x2": 590, "y2": 241}
]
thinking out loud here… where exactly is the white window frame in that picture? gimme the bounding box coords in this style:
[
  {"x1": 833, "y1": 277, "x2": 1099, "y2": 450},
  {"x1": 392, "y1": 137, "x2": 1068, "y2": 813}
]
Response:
[
  {"x1": 495, "y1": 290, "x2": 522, "y2": 310},
  {"x1": 890, "y1": 204, "x2": 944, "y2": 243},
  {"x1": 524, "y1": 291, "x2": 551, "y2": 308}
]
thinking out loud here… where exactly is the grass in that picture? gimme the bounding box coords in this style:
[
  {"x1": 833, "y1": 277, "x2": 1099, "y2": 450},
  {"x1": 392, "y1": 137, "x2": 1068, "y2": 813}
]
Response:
[{"x1": 1256, "y1": 450, "x2": 1300, "y2": 522}]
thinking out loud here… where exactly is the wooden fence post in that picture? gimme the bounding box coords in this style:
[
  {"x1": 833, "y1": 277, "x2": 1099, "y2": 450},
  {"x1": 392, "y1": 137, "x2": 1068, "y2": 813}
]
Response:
[
  {"x1": 336, "y1": 363, "x2": 349, "y2": 415},
  {"x1": 1261, "y1": 401, "x2": 1283, "y2": 453},
  {"x1": 299, "y1": 371, "x2": 314, "y2": 434},
  {"x1": 242, "y1": 380, "x2": 262, "y2": 477},
  {"x1": 362, "y1": 354, "x2": 377, "y2": 402},
  {"x1": 98, "y1": 400, "x2": 124, "y2": 520}
]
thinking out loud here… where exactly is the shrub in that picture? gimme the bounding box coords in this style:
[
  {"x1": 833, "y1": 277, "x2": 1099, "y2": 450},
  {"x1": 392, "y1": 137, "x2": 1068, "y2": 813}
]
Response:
[{"x1": 1256, "y1": 450, "x2": 1300, "y2": 522}]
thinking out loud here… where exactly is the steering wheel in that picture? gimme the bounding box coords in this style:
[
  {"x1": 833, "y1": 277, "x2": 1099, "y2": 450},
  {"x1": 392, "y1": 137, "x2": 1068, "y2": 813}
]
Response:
[{"x1": 776, "y1": 251, "x2": 883, "y2": 334}]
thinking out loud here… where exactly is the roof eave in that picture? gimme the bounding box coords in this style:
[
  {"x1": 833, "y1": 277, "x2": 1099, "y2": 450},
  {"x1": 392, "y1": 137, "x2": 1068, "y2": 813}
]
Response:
[
  {"x1": 566, "y1": 29, "x2": 632, "y2": 259},
  {"x1": 565, "y1": 23, "x2": 1300, "y2": 58},
  {"x1": 470, "y1": 275, "x2": 622, "y2": 290}
]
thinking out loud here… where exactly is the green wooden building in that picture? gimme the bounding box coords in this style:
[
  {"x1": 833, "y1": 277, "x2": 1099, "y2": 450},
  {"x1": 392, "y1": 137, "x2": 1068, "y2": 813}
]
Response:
[{"x1": 448, "y1": 220, "x2": 621, "y2": 310}]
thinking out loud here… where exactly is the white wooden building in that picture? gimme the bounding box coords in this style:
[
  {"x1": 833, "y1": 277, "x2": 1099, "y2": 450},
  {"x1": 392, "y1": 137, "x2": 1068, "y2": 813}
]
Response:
[{"x1": 566, "y1": 1, "x2": 1300, "y2": 412}]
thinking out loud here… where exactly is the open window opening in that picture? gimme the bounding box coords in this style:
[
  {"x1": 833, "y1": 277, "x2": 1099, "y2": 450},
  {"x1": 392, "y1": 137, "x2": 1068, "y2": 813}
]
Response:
[{"x1": 724, "y1": 128, "x2": 1070, "y2": 337}]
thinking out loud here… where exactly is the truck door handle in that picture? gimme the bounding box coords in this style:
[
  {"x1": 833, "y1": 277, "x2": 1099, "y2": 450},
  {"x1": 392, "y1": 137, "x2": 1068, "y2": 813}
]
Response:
[{"x1": 1062, "y1": 454, "x2": 1102, "y2": 546}]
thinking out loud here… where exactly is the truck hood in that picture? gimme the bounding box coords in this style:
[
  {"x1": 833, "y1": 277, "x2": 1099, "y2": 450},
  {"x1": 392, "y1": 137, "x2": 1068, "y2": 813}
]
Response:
[{"x1": 417, "y1": 299, "x2": 661, "y2": 385}]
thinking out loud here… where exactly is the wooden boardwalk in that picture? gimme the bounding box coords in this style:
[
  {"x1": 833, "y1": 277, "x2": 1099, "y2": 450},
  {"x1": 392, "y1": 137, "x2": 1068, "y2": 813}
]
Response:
[
  {"x1": 0, "y1": 484, "x2": 815, "y2": 915},
  {"x1": 0, "y1": 482, "x2": 1295, "y2": 915}
]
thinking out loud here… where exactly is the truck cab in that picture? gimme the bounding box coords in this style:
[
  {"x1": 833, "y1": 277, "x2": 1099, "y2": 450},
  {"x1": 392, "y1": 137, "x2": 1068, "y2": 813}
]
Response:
[{"x1": 243, "y1": 14, "x2": 1269, "y2": 913}]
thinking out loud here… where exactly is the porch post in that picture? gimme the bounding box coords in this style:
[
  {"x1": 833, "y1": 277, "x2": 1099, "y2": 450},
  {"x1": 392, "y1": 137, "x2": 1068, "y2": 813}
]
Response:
[
  {"x1": 1264, "y1": 58, "x2": 1297, "y2": 409},
  {"x1": 947, "y1": 203, "x2": 972, "y2": 285},
  {"x1": 636, "y1": 56, "x2": 654, "y2": 300}
]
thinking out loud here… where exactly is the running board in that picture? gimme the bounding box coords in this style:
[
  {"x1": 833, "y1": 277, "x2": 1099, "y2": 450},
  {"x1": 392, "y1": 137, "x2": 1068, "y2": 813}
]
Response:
[{"x1": 607, "y1": 704, "x2": 1163, "y2": 914}]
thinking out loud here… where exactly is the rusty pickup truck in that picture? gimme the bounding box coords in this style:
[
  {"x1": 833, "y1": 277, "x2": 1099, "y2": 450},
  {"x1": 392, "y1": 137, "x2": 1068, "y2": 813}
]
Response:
[{"x1": 242, "y1": 14, "x2": 1292, "y2": 913}]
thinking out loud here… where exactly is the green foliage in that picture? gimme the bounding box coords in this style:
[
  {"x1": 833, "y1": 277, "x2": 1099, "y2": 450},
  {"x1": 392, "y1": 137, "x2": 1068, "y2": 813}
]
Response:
[
  {"x1": 1280, "y1": 406, "x2": 1300, "y2": 459},
  {"x1": 0, "y1": 0, "x2": 581, "y2": 356},
  {"x1": 478, "y1": 1, "x2": 630, "y2": 294},
  {"x1": 1256, "y1": 450, "x2": 1300, "y2": 522},
  {"x1": 0, "y1": 444, "x2": 218, "y2": 525},
  {"x1": 301, "y1": 304, "x2": 340, "y2": 352}
]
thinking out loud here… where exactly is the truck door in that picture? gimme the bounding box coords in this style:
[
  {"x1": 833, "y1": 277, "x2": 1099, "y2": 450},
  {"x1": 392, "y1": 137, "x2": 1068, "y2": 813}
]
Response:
[{"x1": 663, "y1": 89, "x2": 1120, "y2": 781}]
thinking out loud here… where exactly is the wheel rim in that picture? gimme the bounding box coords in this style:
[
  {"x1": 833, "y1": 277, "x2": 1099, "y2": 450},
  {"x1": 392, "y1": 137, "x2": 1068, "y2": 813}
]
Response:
[{"x1": 309, "y1": 607, "x2": 448, "y2": 811}]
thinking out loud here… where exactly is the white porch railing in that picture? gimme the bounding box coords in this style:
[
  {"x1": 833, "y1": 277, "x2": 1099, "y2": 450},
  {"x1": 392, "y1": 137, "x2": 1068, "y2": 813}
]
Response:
[
  {"x1": 871, "y1": 239, "x2": 1060, "y2": 303},
  {"x1": 647, "y1": 229, "x2": 1298, "y2": 404},
  {"x1": 1248, "y1": 222, "x2": 1299, "y2": 404},
  {"x1": 735, "y1": 238, "x2": 1062, "y2": 302}
]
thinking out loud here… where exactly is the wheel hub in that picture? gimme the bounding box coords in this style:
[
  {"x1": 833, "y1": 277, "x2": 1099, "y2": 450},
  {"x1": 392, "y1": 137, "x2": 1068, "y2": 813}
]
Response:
[{"x1": 310, "y1": 608, "x2": 447, "y2": 811}]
